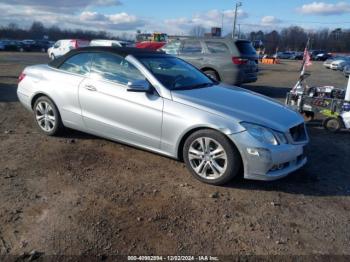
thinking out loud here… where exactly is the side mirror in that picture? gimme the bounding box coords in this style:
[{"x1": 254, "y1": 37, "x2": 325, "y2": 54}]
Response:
[{"x1": 127, "y1": 80, "x2": 151, "y2": 93}]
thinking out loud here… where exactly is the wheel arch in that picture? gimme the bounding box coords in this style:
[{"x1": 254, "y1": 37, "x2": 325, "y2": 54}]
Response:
[
  {"x1": 31, "y1": 92, "x2": 52, "y2": 109},
  {"x1": 176, "y1": 126, "x2": 242, "y2": 164},
  {"x1": 200, "y1": 67, "x2": 221, "y2": 81},
  {"x1": 30, "y1": 92, "x2": 61, "y2": 118}
]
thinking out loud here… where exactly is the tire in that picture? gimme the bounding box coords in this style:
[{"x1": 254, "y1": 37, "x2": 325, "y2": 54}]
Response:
[
  {"x1": 203, "y1": 69, "x2": 220, "y2": 81},
  {"x1": 33, "y1": 96, "x2": 64, "y2": 136},
  {"x1": 183, "y1": 129, "x2": 241, "y2": 185},
  {"x1": 323, "y1": 117, "x2": 342, "y2": 133}
]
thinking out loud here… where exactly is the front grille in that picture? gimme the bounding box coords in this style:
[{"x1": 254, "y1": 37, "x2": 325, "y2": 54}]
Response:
[{"x1": 289, "y1": 123, "x2": 307, "y2": 142}]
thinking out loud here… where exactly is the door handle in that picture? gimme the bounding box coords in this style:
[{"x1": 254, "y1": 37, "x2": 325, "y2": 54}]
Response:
[{"x1": 84, "y1": 85, "x2": 97, "y2": 91}]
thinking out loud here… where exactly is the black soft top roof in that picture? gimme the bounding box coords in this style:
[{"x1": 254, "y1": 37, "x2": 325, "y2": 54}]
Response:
[{"x1": 49, "y1": 46, "x2": 167, "y2": 68}]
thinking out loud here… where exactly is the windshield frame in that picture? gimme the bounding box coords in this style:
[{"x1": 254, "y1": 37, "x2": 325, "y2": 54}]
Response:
[{"x1": 135, "y1": 54, "x2": 217, "y2": 91}]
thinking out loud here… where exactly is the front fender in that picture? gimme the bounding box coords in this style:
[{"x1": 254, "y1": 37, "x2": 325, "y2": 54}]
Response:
[{"x1": 161, "y1": 99, "x2": 244, "y2": 158}]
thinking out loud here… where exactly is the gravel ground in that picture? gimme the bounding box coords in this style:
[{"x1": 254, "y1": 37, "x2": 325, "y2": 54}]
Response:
[{"x1": 0, "y1": 52, "x2": 349, "y2": 261}]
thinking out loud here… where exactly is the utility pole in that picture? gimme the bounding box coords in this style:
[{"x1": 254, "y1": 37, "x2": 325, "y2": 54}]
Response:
[
  {"x1": 232, "y1": 2, "x2": 242, "y2": 39},
  {"x1": 221, "y1": 12, "x2": 224, "y2": 34},
  {"x1": 238, "y1": 24, "x2": 241, "y2": 39}
]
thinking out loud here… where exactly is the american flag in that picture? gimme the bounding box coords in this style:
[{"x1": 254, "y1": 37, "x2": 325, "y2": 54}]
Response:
[
  {"x1": 291, "y1": 39, "x2": 312, "y2": 93},
  {"x1": 300, "y1": 39, "x2": 312, "y2": 79},
  {"x1": 303, "y1": 46, "x2": 312, "y2": 67}
]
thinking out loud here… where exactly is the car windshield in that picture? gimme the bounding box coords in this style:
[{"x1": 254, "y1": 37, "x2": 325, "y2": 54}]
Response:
[{"x1": 138, "y1": 56, "x2": 216, "y2": 90}]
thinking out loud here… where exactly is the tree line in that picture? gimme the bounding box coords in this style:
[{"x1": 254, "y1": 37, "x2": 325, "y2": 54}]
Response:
[
  {"x1": 1, "y1": 21, "x2": 349, "y2": 53},
  {"x1": 248, "y1": 26, "x2": 350, "y2": 54},
  {"x1": 0, "y1": 21, "x2": 132, "y2": 41}
]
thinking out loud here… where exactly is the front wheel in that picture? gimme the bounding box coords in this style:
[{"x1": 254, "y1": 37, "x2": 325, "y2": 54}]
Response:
[{"x1": 183, "y1": 129, "x2": 241, "y2": 185}]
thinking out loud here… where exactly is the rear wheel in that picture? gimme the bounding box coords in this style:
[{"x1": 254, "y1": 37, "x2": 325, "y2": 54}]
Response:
[
  {"x1": 203, "y1": 69, "x2": 220, "y2": 81},
  {"x1": 183, "y1": 129, "x2": 241, "y2": 185},
  {"x1": 33, "y1": 96, "x2": 64, "y2": 136},
  {"x1": 323, "y1": 117, "x2": 342, "y2": 132}
]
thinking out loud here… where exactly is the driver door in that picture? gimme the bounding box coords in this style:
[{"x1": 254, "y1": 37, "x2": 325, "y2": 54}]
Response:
[{"x1": 79, "y1": 53, "x2": 163, "y2": 149}]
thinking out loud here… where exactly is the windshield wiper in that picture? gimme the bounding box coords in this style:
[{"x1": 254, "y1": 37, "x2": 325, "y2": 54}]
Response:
[{"x1": 175, "y1": 82, "x2": 216, "y2": 90}]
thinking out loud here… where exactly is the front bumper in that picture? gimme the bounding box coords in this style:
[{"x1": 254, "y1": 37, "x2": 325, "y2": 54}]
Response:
[{"x1": 229, "y1": 131, "x2": 308, "y2": 181}]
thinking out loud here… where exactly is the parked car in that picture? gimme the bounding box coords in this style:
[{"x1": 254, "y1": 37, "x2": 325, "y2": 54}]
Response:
[
  {"x1": 310, "y1": 50, "x2": 325, "y2": 60},
  {"x1": 21, "y1": 40, "x2": 52, "y2": 52},
  {"x1": 161, "y1": 38, "x2": 258, "y2": 85},
  {"x1": 323, "y1": 58, "x2": 335, "y2": 69},
  {"x1": 0, "y1": 40, "x2": 21, "y2": 51},
  {"x1": 90, "y1": 39, "x2": 129, "y2": 47},
  {"x1": 343, "y1": 65, "x2": 350, "y2": 78},
  {"x1": 315, "y1": 52, "x2": 332, "y2": 61},
  {"x1": 48, "y1": 39, "x2": 90, "y2": 60},
  {"x1": 274, "y1": 51, "x2": 294, "y2": 60},
  {"x1": 290, "y1": 52, "x2": 303, "y2": 60},
  {"x1": 17, "y1": 46, "x2": 308, "y2": 185},
  {"x1": 330, "y1": 58, "x2": 350, "y2": 71}
]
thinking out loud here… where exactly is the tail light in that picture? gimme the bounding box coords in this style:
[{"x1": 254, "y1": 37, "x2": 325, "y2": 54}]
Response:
[
  {"x1": 18, "y1": 72, "x2": 26, "y2": 83},
  {"x1": 232, "y1": 57, "x2": 248, "y2": 65},
  {"x1": 71, "y1": 40, "x2": 78, "y2": 49}
]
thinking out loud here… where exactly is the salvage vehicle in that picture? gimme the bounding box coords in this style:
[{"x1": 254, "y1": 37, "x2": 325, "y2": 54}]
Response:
[
  {"x1": 48, "y1": 39, "x2": 90, "y2": 60},
  {"x1": 161, "y1": 38, "x2": 258, "y2": 85},
  {"x1": 17, "y1": 47, "x2": 308, "y2": 185},
  {"x1": 330, "y1": 58, "x2": 350, "y2": 71},
  {"x1": 135, "y1": 32, "x2": 168, "y2": 50}
]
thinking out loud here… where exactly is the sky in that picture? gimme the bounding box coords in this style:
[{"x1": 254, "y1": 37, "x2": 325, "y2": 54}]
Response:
[{"x1": 0, "y1": 0, "x2": 350, "y2": 36}]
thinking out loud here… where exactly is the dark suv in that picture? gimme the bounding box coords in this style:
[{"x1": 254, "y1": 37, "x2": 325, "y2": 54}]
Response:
[{"x1": 161, "y1": 38, "x2": 258, "y2": 85}]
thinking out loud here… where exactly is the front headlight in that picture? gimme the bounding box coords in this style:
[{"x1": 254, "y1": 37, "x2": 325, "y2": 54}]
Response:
[{"x1": 241, "y1": 122, "x2": 287, "y2": 146}]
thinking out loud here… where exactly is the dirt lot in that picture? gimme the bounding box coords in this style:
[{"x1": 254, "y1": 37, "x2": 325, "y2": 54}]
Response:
[{"x1": 0, "y1": 52, "x2": 349, "y2": 260}]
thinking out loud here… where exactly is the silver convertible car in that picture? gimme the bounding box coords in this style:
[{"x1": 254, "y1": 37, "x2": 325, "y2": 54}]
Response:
[{"x1": 17, "y1": 47, "x2": 308, "y2": 185}]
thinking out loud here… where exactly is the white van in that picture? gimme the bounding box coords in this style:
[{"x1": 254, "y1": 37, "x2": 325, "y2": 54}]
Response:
[
  {"x1": 89, "y1": 39, "x2": 129, "y2": 47},
  {"x1": 48, "y1": 39, "x2": 90, "y2": 60}
]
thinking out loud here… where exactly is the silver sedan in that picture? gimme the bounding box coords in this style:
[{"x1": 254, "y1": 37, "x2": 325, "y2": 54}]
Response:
[{"x1": 17, "y1": 47, "x2": 308, "y2": 185}]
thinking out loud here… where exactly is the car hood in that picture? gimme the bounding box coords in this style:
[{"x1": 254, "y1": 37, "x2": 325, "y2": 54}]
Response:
[{"x1": 171, "y1": 84, "x2": 303, "y2": 132}]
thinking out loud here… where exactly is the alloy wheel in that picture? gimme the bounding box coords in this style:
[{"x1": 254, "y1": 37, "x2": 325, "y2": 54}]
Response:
[
  {"x1": 188, "y1": 137, "x2": 228, "y2": 180},
  {"x1": 35, "y1": 101, "x2": 56, "y2": 132}
]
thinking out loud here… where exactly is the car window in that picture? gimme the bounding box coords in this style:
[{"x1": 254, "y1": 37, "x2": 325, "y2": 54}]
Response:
[
  {"x1": 205, "y1": 41, "x2": 229, "y2": 54},
  {"x1": 139, "y1": 56, "x2": 214, "y2": 90},
  {"x1": 162, "y1": 41, "x2": 181, "y2": 55},
  {"x1": 91, "y1": 53, "x2": 145, "y2": 85},
  {"x1": 54, "y1": 41, "x2": 61, "y2": 48},
  {"x1": 59, "y1": 53, "x2": 93, "y2": 75},
  {"x1": 235, "y1": 41, "x2": 256, "y2": 55},
  {"x1": 182, "y1": 40, "x2": 202, "y2": 54}
]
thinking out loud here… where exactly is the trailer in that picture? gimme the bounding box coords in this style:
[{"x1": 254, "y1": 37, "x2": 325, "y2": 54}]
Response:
[{"x1": 285, "y1": 78, "x2": 350, "y2": 132}]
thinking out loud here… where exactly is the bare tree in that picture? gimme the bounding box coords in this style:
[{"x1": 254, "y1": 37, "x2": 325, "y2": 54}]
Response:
[{"x1": 189, "y1": 25, "x2": 206, "y2": 37}]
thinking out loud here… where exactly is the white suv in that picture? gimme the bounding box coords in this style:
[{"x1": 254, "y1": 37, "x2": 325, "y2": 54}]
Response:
[{"x1": 48, "y1": 39, "x2": 90, "y2": 60}]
